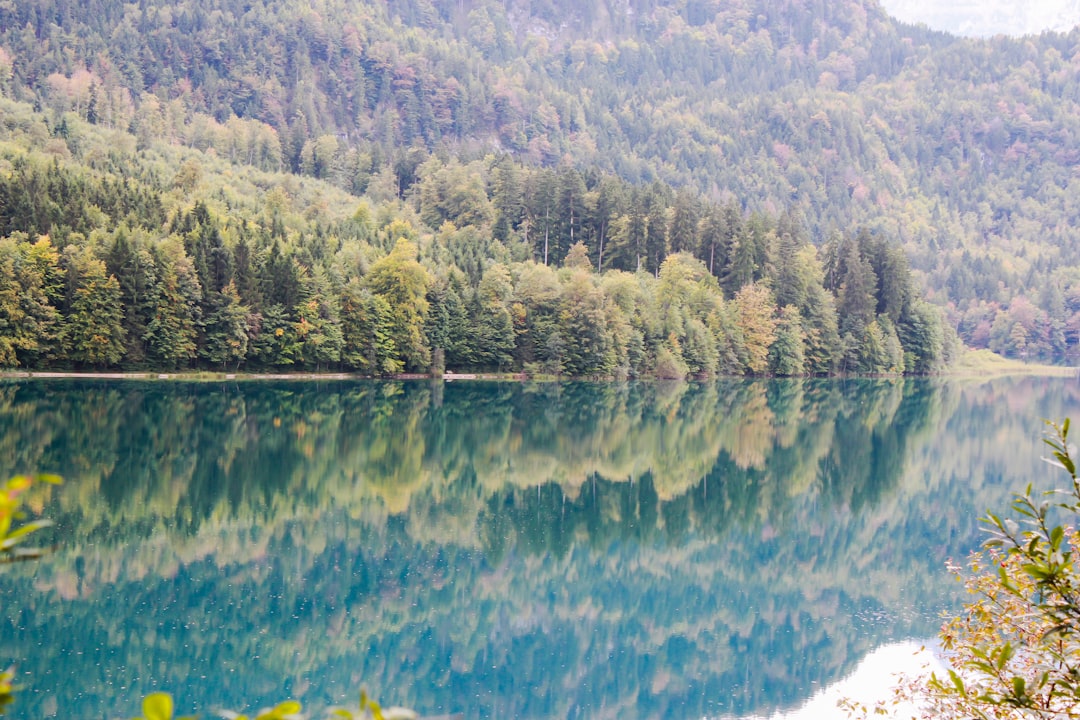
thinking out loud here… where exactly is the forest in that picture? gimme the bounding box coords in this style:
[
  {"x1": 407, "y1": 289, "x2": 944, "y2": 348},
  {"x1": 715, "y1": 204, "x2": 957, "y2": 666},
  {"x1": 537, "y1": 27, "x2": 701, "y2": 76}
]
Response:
[
  {"x1": 0, "y1": 95, "x2": 957, "y2": 376},
  {"x1": 0, "y1": 0, "x2": 1078, "y2": 371}
]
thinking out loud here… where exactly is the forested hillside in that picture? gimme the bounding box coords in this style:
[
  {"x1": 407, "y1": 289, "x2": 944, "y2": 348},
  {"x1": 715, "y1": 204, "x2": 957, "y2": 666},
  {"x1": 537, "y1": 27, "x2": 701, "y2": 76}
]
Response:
[
  {"x1": 0, "y1": 92, "x2": 954, "y2": 375},
  {"x1": 0, "y1": 0, "x2": 1077, "y2": 369}
]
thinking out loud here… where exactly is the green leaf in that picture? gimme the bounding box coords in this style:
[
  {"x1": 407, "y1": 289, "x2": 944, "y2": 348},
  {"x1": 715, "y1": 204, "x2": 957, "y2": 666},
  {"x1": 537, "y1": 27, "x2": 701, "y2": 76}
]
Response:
[
  {"x1": 1011, "y1": 675, "x2": 1026, "y2": 699},
  {"x1": 273, "y1": 701, "x2": 301, "y2": 716},
  {"x1": 1022, "y1": 563, "x2": 1052, "y2": 581},
  {"x1": 996, "y1": 642, "x2": 1015, "y2": 670},
  {"x1": 142, "y1": 692, "x2": 174, "y2": 720},
  {"x1": 0, "y1": 518, "x2": 52, "y2": 543},
  {"x1": 1056, "y1": 451, "x2": 1076, "y2": 476}
]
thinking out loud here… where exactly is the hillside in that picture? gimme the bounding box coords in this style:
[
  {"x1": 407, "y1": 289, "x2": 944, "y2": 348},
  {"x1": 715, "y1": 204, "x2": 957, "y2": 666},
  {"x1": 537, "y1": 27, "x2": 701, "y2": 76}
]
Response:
[{"x1": 0, "y1": 0, "x2": 1077, "y2": 365}]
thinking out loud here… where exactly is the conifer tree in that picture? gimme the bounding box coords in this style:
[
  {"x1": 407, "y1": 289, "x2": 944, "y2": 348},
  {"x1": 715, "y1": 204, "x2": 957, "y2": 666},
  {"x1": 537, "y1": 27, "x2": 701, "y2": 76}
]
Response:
[{"x1": 63, "y1": 248, "x2": 126, "y2": 367}]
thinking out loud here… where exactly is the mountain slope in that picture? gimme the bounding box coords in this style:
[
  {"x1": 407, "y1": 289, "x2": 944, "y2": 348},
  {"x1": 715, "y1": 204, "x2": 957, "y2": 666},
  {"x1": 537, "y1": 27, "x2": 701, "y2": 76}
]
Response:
[{"x1": 0, "y1": 0, "x2": 1078, "y2": 361}]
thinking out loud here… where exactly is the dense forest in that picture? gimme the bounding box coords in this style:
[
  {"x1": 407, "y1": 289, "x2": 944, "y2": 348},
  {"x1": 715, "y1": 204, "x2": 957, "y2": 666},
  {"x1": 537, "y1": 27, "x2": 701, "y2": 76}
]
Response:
[
  {"x1": 0, "y1": 0, "x2": 1078, "y2": 370},
  {"x1": 0, "y1": 96, "x2": 953, "y2": 376}
]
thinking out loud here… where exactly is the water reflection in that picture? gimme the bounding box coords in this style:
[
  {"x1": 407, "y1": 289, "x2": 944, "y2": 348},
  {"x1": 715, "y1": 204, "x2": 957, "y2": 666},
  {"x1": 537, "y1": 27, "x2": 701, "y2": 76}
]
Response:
[
  {"x1": 725, "y1": 641, "x2": 942, "y2": 720},
  {"x1": 0, "y1": 377, "x2": 1076, "y2": 718}
]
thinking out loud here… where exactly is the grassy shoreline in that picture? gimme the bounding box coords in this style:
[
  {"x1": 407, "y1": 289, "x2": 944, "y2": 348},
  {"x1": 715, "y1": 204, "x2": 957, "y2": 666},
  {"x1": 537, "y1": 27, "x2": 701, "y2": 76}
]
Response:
[{"x1": 945, "y1": 349, "x2": 1078, "y2": 378}]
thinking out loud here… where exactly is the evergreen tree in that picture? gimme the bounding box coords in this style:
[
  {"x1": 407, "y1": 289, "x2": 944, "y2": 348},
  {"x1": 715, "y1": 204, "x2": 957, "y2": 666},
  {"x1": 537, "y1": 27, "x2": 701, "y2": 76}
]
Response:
[
  {"x1": 769, "y1": 305, "x2": 806, "y2": 376},
  {"x1": 472, "y1": 263, "x2": 516, "y2": 370},
  {"x1": 63, "y1": 248, "x2": 126, "y2": 367},
  {"x1": 836, "y1": 240, "x2": 878, "y2": 336},
  {"x1": 667, "y1": 190, "x2": 699, "y2": 256},
  {"x1": 105, "y1": 229, "x2": 158, "y2": 364},
  {"x1": 200, "y1": 281, "x2": 250, "y2": 369},
  {"x1": 490, "y1": 156, "x2": 524, "y2": 244},
  {"x1": 144, "y1": 241, "x2": 201, "y2": 369},
  {"x1": 554, "y1": 167, "x2": 587, "y2": 265},
  {"x1": 293, "y1": 267, "x2": 343, "y2": 370},
  {"x1": 642, "y1": 185, "x2": 668, "y2": 277}
]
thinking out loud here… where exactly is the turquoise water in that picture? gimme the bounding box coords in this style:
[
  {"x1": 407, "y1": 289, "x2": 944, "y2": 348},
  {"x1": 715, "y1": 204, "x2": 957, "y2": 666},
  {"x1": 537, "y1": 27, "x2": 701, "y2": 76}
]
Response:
[{"x1": 0, "y1": 377, "x2": 1077, "y2": 719}]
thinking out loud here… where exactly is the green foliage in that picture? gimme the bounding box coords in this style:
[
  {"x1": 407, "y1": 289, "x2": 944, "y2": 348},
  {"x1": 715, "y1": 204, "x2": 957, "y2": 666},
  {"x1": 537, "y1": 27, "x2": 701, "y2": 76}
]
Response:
[
  {"x1": 63, "y1": 247, "x2": 127, "y2": 368},
  {"x1": 200, "y1": 282, "x2": 250, "y2": 370},
  {"x1": 0, "y1": 474, "x2": 60, "y2": 563},
  {"x1": 364, "y1": 238, "x2": 431, "y2": 372},
  {"x1": 0, "y1": 0, "x2": 1076, "y2": 366},
  {"x1": 0, "y1": 84, "x2": 959, "y2": 376},
  {"x1": 0, "y1": 473, "x2": 60, "y2": 716},
  {"x1": 928, "y1": 419, "x2": 1080, "y2": 715},
  {"x1": 850, "y1": 419, "x2": 1080, "y2": 717},
  {"x1": 123, "y1": 690, "x2": 417, "y2": 720}
]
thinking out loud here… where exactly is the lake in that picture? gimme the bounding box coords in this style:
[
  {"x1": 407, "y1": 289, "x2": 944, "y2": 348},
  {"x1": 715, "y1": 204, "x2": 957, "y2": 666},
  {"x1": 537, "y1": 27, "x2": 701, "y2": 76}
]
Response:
[{"x1": 0, "y1": 376, "x2": 1077, "y2": 719}]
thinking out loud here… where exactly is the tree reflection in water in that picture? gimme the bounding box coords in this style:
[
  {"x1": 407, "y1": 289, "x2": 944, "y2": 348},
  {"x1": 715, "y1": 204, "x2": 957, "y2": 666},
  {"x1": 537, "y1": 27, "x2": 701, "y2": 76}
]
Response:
[{"x1": 0, "y1": 377, "x2": 1075, "y2": 719}]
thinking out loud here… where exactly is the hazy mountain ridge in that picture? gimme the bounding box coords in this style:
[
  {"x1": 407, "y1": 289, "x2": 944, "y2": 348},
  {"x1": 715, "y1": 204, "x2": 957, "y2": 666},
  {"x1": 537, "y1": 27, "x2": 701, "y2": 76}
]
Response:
[{"x1": 881, "y1": 0, "x2": 1080, "y2": 37}]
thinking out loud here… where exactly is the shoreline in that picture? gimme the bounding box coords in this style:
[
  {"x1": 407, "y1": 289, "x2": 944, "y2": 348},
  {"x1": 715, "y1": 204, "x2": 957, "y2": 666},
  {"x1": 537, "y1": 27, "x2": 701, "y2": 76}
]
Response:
[{"x1": 0, "y1": 366, "x2": 1076, "y2": 383}]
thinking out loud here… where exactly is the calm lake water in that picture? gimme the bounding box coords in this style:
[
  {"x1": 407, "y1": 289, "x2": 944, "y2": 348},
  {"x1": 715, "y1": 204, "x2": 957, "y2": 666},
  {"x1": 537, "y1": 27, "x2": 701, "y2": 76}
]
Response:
[{"x1": 0, "y1": 377, "x2": 1078, "y2": 719}]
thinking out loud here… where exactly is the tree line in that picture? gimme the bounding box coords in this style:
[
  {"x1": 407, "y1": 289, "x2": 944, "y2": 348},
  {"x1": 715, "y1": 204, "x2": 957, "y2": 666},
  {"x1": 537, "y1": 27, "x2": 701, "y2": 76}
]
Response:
[{"x1": 0, "y1": 142, "x2": 953, "y2": 376}]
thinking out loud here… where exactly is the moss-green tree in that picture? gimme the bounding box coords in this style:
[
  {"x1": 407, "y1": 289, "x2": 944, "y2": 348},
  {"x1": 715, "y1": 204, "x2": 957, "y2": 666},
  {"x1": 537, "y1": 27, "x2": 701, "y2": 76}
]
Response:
[
  {"x1": 364, "y1": 238, "x2": 431, "y2": 371},
  {"x1": 200, "y1": 281, "x2": 250, "y2": 369},
  {"x1": 63, "y1": 248, "x2": 126, "y2": 367}
]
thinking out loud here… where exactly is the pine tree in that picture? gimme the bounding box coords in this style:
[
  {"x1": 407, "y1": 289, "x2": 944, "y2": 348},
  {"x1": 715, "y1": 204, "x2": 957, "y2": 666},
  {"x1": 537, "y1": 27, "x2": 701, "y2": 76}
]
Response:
[
  {"x1": 200, "y1": 281, "x2": 250, "y2": 370},
  {"x1": 768, "y1": 305, "x2": 806, "y2": 376},
  {"x1": 144, "y1": 241, "x2": 201, "y2": 369},
  {"x1": 64, "y1": 248, "x2": 126, "y2": 367}
]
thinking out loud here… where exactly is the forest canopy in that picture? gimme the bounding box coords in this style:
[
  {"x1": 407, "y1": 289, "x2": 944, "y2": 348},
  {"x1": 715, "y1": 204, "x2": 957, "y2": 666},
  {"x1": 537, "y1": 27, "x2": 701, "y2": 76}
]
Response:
[
  {"x1": 0, "y1": 0, "x2": 1077, "y2": 370},
  {"x1": 0, "y1": 100, "x2": 953, "y2": 375}
]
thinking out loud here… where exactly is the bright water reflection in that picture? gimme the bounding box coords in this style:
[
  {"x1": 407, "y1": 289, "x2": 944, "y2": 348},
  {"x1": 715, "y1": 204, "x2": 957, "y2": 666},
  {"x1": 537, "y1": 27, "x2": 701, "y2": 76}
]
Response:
[
  {"x1": 0, "y1": 377, "x2": 1076, "y2": 719},
  {"x1": 726, "y1": 641, "x2": 943, "y2": 720}
]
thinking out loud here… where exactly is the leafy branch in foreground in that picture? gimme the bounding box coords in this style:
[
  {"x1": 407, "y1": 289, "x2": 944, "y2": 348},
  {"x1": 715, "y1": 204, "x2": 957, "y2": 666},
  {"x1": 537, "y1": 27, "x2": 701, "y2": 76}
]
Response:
[
  {"x1": 0, "y1": 473, "x2": 61, "y2": 714},
  {"x1": 1, "y1": 477, "x2": 417, "y2": 720},
  {"x1": 128, "y1": 689, "x2": 417, "y2": 720},
  {"x1": 0, "y1": 474, "x2": 61, "y2": 563},
  {"x1": 844, "y1": 419, "x2": 1080, "y2": 718}
]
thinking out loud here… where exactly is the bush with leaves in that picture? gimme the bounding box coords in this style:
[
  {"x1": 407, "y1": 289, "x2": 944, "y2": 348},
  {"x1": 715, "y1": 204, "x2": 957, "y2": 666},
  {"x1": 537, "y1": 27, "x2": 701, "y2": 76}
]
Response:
[{"x1": 845, "y1": 419, "x2": 1080, "y2": 718}]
